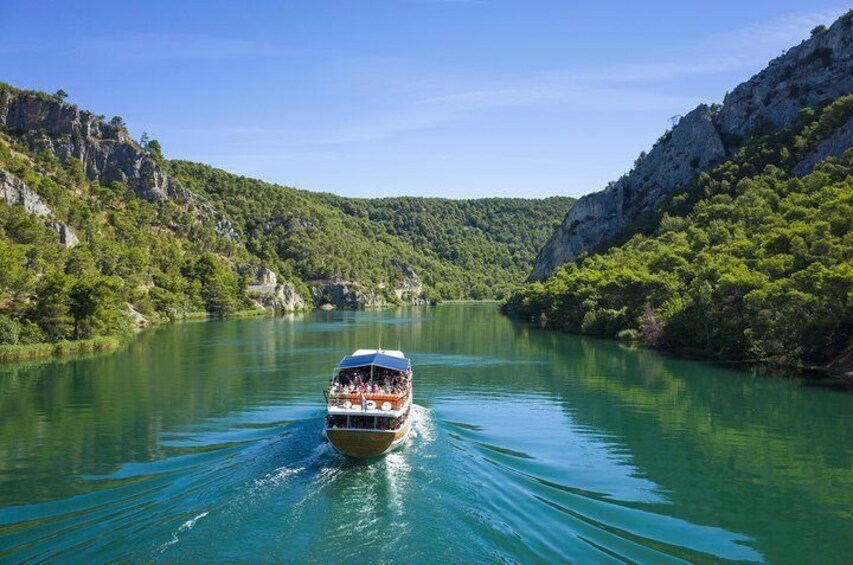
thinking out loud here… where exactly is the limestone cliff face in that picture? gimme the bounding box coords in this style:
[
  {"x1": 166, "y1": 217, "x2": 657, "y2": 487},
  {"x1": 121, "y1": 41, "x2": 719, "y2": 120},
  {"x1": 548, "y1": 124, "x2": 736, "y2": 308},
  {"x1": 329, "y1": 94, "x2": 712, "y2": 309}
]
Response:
[
  {"x1": 0, "y1": 91, "x2": 180, "y2": 201},
  {"x1": 308, "y1": 270, "x2": 425, "y2": 310},
  {"x1": 246, "y1": 267, "x2": 309, "y2": 312},
  {"x1": 0, "y1": 169, "x2": 78, "y2": 247},
  {"x1": 310, "y1": 280, "x2": 389, "y2": 310},
  {"x1": 0, "y1": 88, "x2": 237, "y2": 239},
  {"x1": 531, "y1": 105, "x2": 725, "y2": 280},
  {"x1": 530, "y1": 12, "x2": 853, "y2": 281}
]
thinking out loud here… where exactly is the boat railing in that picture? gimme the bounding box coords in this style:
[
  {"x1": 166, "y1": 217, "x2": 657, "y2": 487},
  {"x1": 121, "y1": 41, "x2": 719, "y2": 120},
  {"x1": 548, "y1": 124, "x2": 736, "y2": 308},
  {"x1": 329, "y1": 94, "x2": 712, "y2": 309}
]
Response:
[{"x1": 327, "y1": 390, "x2": 409, "y2": 411}]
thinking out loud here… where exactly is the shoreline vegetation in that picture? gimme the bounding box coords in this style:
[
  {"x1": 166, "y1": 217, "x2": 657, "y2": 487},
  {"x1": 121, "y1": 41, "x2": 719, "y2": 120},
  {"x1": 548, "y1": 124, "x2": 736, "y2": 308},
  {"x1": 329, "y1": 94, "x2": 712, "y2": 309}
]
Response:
[
  {"x1": 0, "y1": 302, "x2": 486, "y2": 366},
  {"x1": 620, "y1": 336, "x2": 853, "y2": 381},
  {"x1": 505, "y1": 96, "x2": 852, "y2": 380},
  {"x1": 0, "y1": 308, "x2": 270, "y2": 364},
  {"x1": 1, "y1": 303, "x2": 847, "y2": 384},
  {"x1": 0, "y1": 335, "x2": 122, "y2": 363}
]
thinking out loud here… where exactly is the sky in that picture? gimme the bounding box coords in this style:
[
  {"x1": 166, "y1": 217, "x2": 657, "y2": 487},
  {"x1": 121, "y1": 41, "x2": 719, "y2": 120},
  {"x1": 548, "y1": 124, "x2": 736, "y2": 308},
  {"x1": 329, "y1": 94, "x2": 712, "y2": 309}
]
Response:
[{"x1": 0, "y1": 1, "x2": 848, "y2": 199}]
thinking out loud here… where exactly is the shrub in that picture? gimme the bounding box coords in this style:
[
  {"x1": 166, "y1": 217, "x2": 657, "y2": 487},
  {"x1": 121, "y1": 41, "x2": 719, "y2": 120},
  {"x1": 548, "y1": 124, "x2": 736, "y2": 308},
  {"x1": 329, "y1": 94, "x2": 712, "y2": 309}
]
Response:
[{"x1": 0, "y1": 315, "x2": 22, "y2": 345}]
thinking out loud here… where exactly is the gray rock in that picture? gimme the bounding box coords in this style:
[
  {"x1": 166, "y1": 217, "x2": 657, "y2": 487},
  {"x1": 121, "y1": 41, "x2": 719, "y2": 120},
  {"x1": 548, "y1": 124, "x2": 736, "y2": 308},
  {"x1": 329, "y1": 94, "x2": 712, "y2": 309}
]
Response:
[
  {"x1": 530, "y1": 12, "x2": 853, "y2": 281},
  {"x1": 0, "y1": 169, "x2": 52, "y2": 217},
  {"x1": 530, "y1": 105, "x2": 725, "y2": 280},
  {"x1": 0, "y1": 88, "x2": 238, "y2": 240},
  {"x1": 716, "y1": 15, "x2": 852, "y2": 141},
  {"x1": 793, "y1": 115, "x2": 853, "y2": 176},
  {"x1": 1, "y1": 169, "x2": 79, "y2": 247},
  {"x1": 272, "y1": 283, "x2": 308, "y2": 312},
  {"x1": 246, "y1": 266, "x2": 277, "y2": 291},
  {"x1": 127, "y1": 304, "x2": 149, "y2": 329},
  {"x1": 248, "y1": 271, "x2": 308, "y2": 312},
  {"x1": 46, "y1": 220, "x2": 79, "y2": 248},
  {"x1": 394, "y1": 267, "x2": 424, "y2": 304},
  {"x1": 310, "y1": 280, "x2": 388, "y2": 309}
]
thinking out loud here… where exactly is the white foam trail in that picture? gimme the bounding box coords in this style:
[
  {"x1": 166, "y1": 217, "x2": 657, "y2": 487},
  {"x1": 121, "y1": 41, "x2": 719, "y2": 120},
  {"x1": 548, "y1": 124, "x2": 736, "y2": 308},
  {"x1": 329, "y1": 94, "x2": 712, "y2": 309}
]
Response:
[
  {"x1": 383, "y1": 451, "x2": 411, "y2": 516},
  {"x1": 158, "y1": 511, "x2": 209, "y2": 553},
  {"x1": 253, "y1": 436, "x2": 337, "y2": 490},
  {"x1": 410, "y1": 404, "x2": 435, "y2": 446}
]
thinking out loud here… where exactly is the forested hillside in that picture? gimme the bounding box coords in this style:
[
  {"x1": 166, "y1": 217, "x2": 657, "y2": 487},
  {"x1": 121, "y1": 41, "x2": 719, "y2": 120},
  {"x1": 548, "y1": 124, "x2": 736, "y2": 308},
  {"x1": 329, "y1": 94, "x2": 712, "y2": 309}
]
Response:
[
  {"x1": 167, "y1": 161, "x2": 572, "y2": 301},
  {"x1": 318, "y1": 195, "x2": 569, "y2": 299},
  {"x1": 0, "y1": 124, "x2": 253, "y2": 349},
  {"x1": 0, "y1": 81, "x2": 569, "y2": 353},
  {"x1": 505, "y1": 97, "x2": 852, "y2": 367},
  {"x1": 530, "y1": 12, "x2": 852, "y2": 281}
]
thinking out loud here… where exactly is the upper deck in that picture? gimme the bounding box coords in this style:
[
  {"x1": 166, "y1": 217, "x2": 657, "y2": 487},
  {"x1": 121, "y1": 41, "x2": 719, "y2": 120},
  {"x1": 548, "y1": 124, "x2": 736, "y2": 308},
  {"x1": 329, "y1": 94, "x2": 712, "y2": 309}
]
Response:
[{"x1": 326, "y1": 349, "x2": 412, "y2": 417}]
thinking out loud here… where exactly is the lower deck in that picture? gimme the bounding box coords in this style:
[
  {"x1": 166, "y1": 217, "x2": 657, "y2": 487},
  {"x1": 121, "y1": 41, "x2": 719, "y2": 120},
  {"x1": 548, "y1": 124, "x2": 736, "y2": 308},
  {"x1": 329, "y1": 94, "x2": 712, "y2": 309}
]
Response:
[{"x1": 325, "y1": 414, "x2": 412, "y2": 458}]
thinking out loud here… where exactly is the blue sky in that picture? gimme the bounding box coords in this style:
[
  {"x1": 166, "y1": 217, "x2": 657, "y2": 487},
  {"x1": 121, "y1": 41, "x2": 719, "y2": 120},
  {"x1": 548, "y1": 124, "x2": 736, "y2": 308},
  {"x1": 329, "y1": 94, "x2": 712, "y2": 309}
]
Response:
[{"x1": 0, "y1": 1, "x2": 848, "y2": 199}]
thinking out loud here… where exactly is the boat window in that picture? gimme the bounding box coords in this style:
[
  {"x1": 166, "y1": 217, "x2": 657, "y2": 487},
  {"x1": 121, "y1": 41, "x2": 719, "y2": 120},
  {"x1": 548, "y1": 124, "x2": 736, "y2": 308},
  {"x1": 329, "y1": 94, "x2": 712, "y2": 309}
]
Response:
[{"x1": 327, "y1": 407, "x2": 410, "y2": 431}]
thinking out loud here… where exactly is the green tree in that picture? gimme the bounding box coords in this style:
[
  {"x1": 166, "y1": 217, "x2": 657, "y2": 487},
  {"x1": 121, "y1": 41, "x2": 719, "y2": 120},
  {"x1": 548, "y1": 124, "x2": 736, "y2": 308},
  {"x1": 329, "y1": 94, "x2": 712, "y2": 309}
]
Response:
[
  {"x1": 0, "y1": 314, "x2": 22, "y2": 345},
  {"x1": 30, "y1": 272, "x2": 73, "y2": 341},
  {"x1": 69, "y1": 274, "x2": 125, "y2": 339}
]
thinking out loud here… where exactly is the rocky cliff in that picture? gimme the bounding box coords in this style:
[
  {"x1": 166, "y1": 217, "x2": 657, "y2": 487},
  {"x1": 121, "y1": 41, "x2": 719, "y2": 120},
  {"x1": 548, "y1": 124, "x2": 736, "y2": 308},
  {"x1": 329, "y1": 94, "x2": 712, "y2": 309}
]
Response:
[
  {"x1": 308, "y1": 271, "x2": 424, "y2": 310},
  {"x1": 0, "y1": 169, "x2": 78, "y2": 247},
  {"x1": 530, "y1": 12, "x2": 853, "y2": 281},
  {"x1": 0, "y1": 86, "x2": 434, "y2": 311},
  {"x1": 0, "y1": 87, "x2": 237, "y2": 239}
]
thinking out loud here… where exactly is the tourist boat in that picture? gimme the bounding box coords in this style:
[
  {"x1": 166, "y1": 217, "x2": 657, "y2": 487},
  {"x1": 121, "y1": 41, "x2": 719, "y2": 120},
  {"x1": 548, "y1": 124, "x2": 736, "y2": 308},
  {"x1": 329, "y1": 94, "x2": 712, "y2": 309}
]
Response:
[{"x1": 324, "y1": 349, "x2": 413, "y2": 458}]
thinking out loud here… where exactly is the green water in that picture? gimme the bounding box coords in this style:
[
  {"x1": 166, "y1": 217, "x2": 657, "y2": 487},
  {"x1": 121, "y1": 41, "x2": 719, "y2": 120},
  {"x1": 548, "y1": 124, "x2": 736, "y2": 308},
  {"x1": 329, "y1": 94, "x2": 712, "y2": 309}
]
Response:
[{"x1": 0, "y1": 304, "x2": 850, "y2": 563}]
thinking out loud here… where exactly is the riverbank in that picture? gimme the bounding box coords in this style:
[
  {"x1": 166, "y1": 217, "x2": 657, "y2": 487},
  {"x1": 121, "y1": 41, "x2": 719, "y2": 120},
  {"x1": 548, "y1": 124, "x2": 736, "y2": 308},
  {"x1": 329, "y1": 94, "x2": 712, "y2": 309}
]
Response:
[
  {"x1": 0, "y1": 307, "x2": 271, "y2": 365},
  {"x1": 608, "y1": 331, "x2": 853, "y2": 384},
  {"x1": 171, "y1": 308, "x2": 270, "y2": 321},
  {"x1": 0, "y1": 336, "x2": 124, "y2": 363},
  {"x1": 632, "y1": 343, "x2": 852, "y2": 382}
]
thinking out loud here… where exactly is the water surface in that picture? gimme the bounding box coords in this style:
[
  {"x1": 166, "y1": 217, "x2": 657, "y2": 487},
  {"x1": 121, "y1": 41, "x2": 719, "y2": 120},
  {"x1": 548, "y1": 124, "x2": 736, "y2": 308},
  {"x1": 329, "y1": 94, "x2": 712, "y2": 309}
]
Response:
[{"x1": 0, "y1": 305, "x2": 850, "y2": 562}]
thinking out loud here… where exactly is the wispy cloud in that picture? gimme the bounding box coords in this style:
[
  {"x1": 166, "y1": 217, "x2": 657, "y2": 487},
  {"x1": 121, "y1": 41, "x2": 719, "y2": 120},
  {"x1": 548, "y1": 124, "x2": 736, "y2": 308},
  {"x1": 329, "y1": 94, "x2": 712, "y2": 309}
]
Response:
[
  {"x1": 303, "y1": 6, "x2": 845, "y2": 141},
  {"x1": 144, "y1": 83, "x2": 693, "y2": 148},
  {"x1": 131, "y1": 5, "x2": 847, "y2": 149},
  {"x1": 0, "y1": 33, "x2": 310, "y2": 63},
  {"x1": 703, "y1": 7, "x2": 843, "y2": 53}
]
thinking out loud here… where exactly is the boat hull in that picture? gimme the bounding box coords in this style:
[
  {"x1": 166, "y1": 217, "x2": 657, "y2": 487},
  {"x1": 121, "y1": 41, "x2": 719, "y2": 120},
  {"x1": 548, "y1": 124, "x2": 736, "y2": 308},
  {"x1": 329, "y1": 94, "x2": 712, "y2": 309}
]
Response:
[{"x1": 326, "y1": 418, "x2": 411, "y2": 458}]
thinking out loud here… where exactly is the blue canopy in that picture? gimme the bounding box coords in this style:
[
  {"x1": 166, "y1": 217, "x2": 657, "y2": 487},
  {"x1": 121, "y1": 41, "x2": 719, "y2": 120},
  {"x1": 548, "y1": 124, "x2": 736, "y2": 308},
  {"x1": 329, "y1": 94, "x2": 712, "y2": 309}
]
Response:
[{"x1": 336, "y1": 352, "x2": 410, "y2": 372}]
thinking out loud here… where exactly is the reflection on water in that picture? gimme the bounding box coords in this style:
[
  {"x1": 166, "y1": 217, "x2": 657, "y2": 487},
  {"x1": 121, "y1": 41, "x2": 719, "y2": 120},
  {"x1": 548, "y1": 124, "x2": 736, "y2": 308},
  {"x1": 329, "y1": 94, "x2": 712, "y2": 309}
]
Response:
[{"x1": 0, "y1": 305, "x2": 850, "y2": 562}]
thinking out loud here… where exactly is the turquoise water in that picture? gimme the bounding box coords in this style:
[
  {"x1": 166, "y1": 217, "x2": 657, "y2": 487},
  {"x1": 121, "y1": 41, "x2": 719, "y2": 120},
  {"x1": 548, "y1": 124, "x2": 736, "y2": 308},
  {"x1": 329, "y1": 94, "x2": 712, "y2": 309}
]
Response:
[{"x1": 0, "y1": 304, "x2": 850, "y2": 563}]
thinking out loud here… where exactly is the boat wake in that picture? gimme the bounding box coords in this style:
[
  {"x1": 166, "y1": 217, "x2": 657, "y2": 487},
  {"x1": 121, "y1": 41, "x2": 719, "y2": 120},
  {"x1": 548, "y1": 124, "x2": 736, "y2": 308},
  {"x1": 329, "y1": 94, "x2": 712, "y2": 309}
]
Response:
[
  {"x1": 0, "y1": 398, "x2": 762, "y2": 563},
  {"x1": 158, "y1": 511, "x2": 209, "y2": 553}
]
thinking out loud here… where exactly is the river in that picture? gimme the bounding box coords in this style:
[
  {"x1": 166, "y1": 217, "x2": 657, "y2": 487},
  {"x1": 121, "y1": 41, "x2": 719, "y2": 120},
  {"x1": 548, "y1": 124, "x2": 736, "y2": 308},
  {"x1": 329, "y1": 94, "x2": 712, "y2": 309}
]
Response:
[{"x1": 0, "y1": 304, "x2": 850, "y2": 563}]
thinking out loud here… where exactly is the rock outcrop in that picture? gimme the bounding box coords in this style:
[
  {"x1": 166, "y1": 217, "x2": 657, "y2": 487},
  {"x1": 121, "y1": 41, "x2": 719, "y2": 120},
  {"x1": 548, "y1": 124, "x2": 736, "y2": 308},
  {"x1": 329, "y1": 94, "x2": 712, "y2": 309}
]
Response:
[
  {"x1": 530, "y1": 12, "x2": 853, "y2": 281},
  {"x1": 0, "y1": 87, "x2": 237, "y2": 240},
  {"x1": 0, "y1": 91, "x2": 181, "y2": 201},
  {"x1": 309, "y1": 268, "x2": 425, "y2": 309},
  {"x1": 253, "y1": 282, "x2": 308, "y2": 312},
  {"x1": 0, "y1": 169, "x2": 53, "y2": 217},
  {"x1": 793, "y1": 115, "x2": 853, "y2": 176},
  {"x1": 310, "y1": 280, "x2": 389, "y2": 310},
  {"x1": 246, "y1": 267, "x2": 308, "y2": 312},
  {"x1": 394, "y1": 267, "x2": 424, "y2": 305},
  {"x1": 1, "y1": 169, "x2": 79, "y2": 247}
]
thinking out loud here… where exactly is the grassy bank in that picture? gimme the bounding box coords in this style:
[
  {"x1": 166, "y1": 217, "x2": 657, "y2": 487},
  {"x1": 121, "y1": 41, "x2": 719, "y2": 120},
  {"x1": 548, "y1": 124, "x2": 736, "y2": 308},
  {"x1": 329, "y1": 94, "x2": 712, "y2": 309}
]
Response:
[
  {"x1": 228, "y1": 308, "x2": 271, "y2": 318},
  {"x1": 0, "y1": 336, "x2": 123, "y2": 363},
  {"x1": 0, "y1": 308, "x2": 272, "y2": 365}
]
